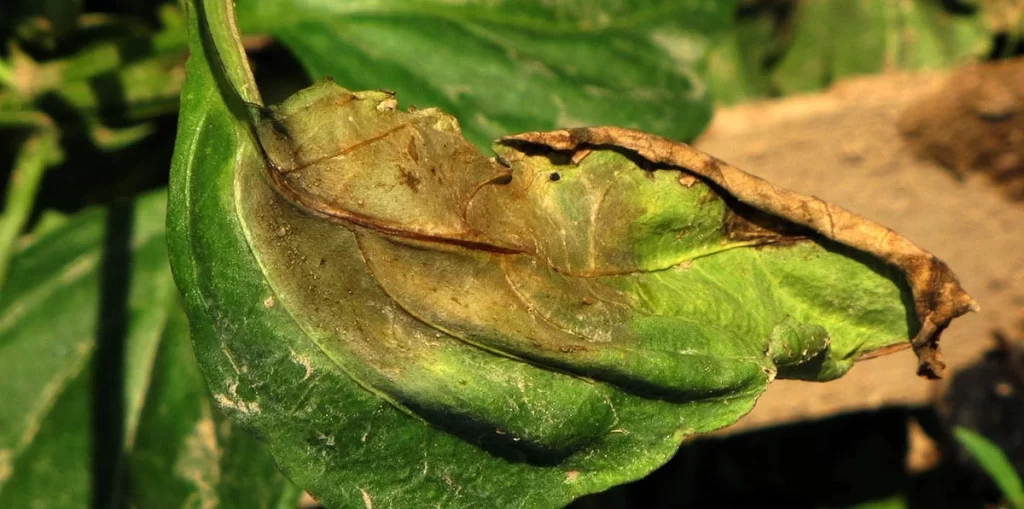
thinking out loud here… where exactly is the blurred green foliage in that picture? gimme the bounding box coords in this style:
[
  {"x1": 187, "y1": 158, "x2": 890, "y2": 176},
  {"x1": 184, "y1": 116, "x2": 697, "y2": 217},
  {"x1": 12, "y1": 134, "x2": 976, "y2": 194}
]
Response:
[{"x1": 709, "y1": 0, "x2": 995, "y2": 104}]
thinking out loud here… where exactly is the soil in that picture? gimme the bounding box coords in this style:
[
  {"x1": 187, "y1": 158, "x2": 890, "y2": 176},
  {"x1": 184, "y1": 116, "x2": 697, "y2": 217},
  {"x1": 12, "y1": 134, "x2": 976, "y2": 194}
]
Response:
[{"x1": 899, "y1": 58, "x2": 1024, "y2": 202}]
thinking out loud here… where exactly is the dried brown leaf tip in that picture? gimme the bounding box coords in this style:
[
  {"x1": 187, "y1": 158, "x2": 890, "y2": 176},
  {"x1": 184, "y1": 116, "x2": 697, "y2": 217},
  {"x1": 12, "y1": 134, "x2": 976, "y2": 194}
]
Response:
[{"x1": 501, "y1": 127, "x2": 979, "y2": 378}]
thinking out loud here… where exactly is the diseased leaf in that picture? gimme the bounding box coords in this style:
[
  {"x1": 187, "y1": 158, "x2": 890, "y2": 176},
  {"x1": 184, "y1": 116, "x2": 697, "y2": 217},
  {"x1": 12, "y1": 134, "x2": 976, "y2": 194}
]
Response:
[
  {"x1": 235, "y1": 0, "x2": 736, "y2": 147},
  {"x1": 503, "y1": 126, "x2": 977, "y2": 377},
  {"x1": 170, "y1": 1, "x2": 975, "y2": 508},
  {"x1": 0, "y1": 191, "x2": 297, "y2": 509}
]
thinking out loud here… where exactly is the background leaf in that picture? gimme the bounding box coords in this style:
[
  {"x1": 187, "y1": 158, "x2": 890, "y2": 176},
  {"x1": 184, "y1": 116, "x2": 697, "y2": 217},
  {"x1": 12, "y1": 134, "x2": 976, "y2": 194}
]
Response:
[
  {"x1": 771, "y1": 0, "x2": 990, "y2": 95},
  {"x1": 954, "y1": 426, "x2": 1024, "y2": 508},
  {"x1": 705, "y1": 11, "x2": 778, "y2": 105},
  {"x1": 0, "y1": 190, "x2": 298, "y2": 508},
  {"x1": 705, "y1": 0, "x2": 993, "y2": 104},
  {"x1": 235, "y1": 0, "x2": 736, "y2": 147}
]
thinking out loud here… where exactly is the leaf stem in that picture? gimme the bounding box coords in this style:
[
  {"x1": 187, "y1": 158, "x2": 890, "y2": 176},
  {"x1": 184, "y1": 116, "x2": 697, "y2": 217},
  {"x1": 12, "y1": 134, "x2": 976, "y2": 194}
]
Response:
[
  {"x1": 0, "y1": 130, "x2": 61, "y2": 294},
  {"x1": 200, "y1": 0, "x2": 263, "y2": 106}
]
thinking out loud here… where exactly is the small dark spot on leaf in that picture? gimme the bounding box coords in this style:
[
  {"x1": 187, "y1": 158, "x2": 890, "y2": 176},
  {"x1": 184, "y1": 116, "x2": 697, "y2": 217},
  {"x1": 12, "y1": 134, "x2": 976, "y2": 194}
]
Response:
[
  {"x1": 549, "y1": 172, "x2": 561, "y2": 182},
  {"x1": 398, "y1": 166, "x2": 421, "y2": 192}
]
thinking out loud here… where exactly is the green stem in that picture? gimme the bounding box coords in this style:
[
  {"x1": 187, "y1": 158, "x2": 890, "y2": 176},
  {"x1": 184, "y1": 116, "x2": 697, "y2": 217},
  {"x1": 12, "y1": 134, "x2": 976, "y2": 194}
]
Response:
[
  {"x1": 201, "y1": 0, "x2": 263, "y2": 106},
  {"x1": 0, "y1": 131, "x2": 60, "y2": 294}
]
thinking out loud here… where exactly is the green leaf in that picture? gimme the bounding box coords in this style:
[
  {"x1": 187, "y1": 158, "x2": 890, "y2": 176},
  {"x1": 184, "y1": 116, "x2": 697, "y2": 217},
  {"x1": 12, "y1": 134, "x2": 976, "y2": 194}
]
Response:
[
  {"x1": 954, "y1": 427, "x2": 1024, "y2": 509},
  {"x1": 0, "y1": 190, "x2": 298, "y2": 508},
  {"x1": 706, "y1": 13, "x2": 778, "y2": 105},
  {"x1": 771, "y1": 0, "x2": 990, "y2": 95},
  {"x1": 235, "y1": 0, "x2": 736, "y2": 147},
  {"x1": 170, "y1": 1, "x2": 970, "y2": 507}
]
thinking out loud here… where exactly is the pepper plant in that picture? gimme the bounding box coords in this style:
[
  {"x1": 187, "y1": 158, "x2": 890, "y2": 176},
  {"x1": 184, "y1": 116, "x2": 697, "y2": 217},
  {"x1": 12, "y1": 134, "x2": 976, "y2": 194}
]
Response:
[{"x1": 0, "y1": 0, "x2": 988, "y2": 507}]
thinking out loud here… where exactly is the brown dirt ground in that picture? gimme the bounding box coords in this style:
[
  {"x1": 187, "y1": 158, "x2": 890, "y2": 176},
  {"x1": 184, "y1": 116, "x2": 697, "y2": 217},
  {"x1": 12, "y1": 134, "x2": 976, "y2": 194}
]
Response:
[
  {"x1": 695, "y1": 59, "x2": 1024, "y2": 435},
  {"x1": 900, "y1": 58, "x2": 1024, "y2": 201}
]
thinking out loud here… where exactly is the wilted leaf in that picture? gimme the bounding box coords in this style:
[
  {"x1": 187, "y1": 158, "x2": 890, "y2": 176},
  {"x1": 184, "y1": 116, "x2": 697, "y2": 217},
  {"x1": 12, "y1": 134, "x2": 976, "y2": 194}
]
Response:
[
  {"x1": 170, "y1": 1, "x2": 975, "y2": 507},
  {"x1": 235, "y1": 0, "x2": 736, "y2": 147},
  {"x1": 0, "y1": 191, "x2": 297, "y2": 509}
]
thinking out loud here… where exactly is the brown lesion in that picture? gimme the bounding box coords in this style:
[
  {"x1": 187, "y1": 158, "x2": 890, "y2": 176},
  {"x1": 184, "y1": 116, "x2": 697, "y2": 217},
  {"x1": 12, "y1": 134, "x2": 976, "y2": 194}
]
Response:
[
  {"x1": 397, "y1": 165, "x2": 422, "y2": 192},
  {"x1": 722, "y1": 199, "x2": 809, "y2": 245},
  {"x1": 276, "y1": 121, "x2": 416, "y2": 175},
  {"x1": 501, "y1": 126, "x2": 979, "y2": 379}
]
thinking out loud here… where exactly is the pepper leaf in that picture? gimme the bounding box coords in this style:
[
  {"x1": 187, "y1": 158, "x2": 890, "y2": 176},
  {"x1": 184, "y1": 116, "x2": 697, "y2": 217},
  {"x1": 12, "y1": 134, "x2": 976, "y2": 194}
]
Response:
[{"x1": 169, "y1": 0, "x2": 975, "y2": 507}]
